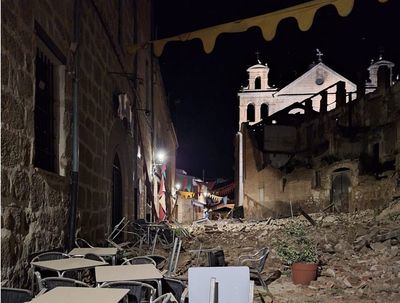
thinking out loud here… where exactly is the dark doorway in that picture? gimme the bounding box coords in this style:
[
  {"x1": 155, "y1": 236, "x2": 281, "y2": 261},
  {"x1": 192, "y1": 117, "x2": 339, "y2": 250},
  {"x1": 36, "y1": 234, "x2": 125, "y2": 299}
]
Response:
[
  {"x1": 331, "y1": 169, "x2": 350, "y2": 212},
  {"x1": 112, "y1": 154, "x2": 123, "y2": 228}
]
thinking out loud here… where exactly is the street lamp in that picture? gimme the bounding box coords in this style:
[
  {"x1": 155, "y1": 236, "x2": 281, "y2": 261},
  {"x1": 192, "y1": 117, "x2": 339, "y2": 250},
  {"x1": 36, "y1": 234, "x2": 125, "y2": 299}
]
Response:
[
  {"x1": 175, "y1": 183, "x2": 181, "y2": 190},
  {"x1": 156, "y1": 150, "x2": 166, "y2": 164}
]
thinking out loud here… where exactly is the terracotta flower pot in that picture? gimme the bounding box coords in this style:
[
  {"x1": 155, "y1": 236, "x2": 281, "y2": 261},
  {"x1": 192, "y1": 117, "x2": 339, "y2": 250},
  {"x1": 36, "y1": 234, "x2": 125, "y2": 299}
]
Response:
[{"x1": 291, "y1": 262, "x2": 318, "y2": 285}]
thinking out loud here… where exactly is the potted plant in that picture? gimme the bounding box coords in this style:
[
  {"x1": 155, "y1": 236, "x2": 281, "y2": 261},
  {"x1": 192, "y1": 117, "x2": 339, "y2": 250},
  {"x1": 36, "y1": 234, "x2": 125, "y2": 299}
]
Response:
[{"x1": 275, "y1": 223, "x2": 318, "y2": 285}]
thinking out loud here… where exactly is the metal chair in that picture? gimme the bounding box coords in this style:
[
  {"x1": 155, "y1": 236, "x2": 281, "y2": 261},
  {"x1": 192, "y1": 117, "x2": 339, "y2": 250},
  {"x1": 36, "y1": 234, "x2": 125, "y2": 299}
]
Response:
[
  {"x1": 84, "y1": 253, "x2": 106, "y2": 263},
  {"x1": 31, "y1": 252, "x2": 71, "y2": 293},
  {"x1": 1, "y1": 287, "x2": 33, "y2": 303},
  {"x1": 162, "y1": 277, "x2": 188, "y2": 303},
  {"x1": 238, "y1": 247, "x2": 269, "y2": 288},
  {"x1": 75, "y1": 237, "x2": 94, "y2": 248},
  {"x1": 153, "y1": 292, "x2": 179, "y2": 303},
  {"x1": 39, "y1": 277, "x2": 90, "y2": 291},
  {"x1": 122, "y1": 256, "x2": 156, "y2": 266},
  {"x1": 101, "y1": 281, "x2": 156, "y2": 303},
  {"x1": 146, "y1": 255, "x2": 167, "y2": 270}
]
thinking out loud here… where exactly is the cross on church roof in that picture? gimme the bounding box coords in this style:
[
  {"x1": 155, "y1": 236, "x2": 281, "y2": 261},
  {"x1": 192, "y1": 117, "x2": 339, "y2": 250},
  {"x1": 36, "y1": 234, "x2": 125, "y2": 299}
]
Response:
[
  {"x1": 316, "y1": 48, "x2": 323, "y2": 62},
  {"x1": 255, "y1": 50, "x2": 261, "y2": 64}
]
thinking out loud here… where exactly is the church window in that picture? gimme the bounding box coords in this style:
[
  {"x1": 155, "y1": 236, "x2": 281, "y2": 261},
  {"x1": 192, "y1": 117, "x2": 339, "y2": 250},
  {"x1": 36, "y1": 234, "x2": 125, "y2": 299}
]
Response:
[
  {"x1": 255, "y1": 76, "x2": 261, "y2": 89},
  {"x1": 247, "y1": 104, "x2": 255, "y2": 122},
  {"x1": 261, "y1": 103, "x2": 268, "y2": 119}
]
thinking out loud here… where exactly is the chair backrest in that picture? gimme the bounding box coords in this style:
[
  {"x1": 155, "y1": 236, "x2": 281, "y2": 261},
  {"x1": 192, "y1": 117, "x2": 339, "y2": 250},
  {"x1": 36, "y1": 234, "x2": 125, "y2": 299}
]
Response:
[
  {"x1": 122, "y1": 256, "x2": 156, "y2": 266},
  {"x1": 255, "y1": 247, "x2": 269, "y2": 273},
  {"x1": 207, "y1": 250, "x2": 225, "y2": 267},
  {"x1": 32, "y1": 252, "x2": 70, "y2": 262},
  {"x1": 75, "y1": 237, "x2": 93, "y2": 248},
  {"x1": 163, "y1": 278, "x2": 186, "y2": 302},
  {"x1": 84, "y1": 253, "x2": 106, "y2": 263},
  {"x1": 146, "y1": 255, "x2": 167, "y2": 270},
  {"x1": 101, "y1": 281, "x2": 156, "y2": 302},
  {"x1": 153, "y1": 292, "x2": 179, "y2": 303},
  {"x1": 166, "y1": 238, "x2": 182, "y2": 275},
  {"x1": 40, "y1": 277, "x2": 90, "y2": 291},
  {"x1": 1, "y1": 288, "x2": 33, "y2": 303}
]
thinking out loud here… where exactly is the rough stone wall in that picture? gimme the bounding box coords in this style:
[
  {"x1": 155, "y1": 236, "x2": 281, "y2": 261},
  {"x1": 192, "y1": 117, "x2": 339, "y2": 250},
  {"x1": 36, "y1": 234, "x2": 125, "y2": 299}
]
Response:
[
  {"x1": 1, "y1": 0, "x2": 149, "y2": 287},
  {"x1": 75, "y1": 0, "x2": 136, "y2": 241},
  {"x1": 1, "y1": 1, "x2": 73, "y2": 287},
  {"x1": 242, "y1": 80, "x2": 400, "y2": 220}
]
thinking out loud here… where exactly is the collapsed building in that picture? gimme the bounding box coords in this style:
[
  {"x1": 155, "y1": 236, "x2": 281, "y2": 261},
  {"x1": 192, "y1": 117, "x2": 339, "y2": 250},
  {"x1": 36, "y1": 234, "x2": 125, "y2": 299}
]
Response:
[{"x1": 235, "y1": 56, "x2": 400, "y2": 219}]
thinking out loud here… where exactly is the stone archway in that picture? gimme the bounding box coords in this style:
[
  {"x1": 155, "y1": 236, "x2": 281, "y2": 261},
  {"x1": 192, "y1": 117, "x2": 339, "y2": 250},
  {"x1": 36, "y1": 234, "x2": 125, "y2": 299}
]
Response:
[{"x1": 331, "y1": 168, "x2": 351, "y2": 212}]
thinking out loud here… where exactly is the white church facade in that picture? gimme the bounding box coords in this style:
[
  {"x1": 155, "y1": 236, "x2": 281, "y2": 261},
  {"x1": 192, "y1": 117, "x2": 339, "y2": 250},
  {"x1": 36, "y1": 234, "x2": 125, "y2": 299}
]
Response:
[{"x1": 238, "y1": 58, "x2": 358, "y2": 127}]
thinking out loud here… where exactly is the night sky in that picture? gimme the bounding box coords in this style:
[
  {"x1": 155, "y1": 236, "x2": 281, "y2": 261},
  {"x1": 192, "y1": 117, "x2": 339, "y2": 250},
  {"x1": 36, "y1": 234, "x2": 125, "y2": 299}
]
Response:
[{"x1": 155, "y1": 0, "x2": 400, "y2": 180}]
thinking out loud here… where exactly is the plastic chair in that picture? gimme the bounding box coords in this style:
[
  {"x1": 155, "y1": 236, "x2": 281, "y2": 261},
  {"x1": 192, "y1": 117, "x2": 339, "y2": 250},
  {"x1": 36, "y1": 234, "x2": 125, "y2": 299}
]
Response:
[
  {"x1": 238, "y1": 247, "x2": 269, "y2": 288},
  {"x1": 207, "y1": 250, "x2": 225, "y2": 267},
  {"x1": 101, "y1": 281, "x2": 156, "y2": 303},
  {"x1": 163, "y1": 277, "x2": 188, "y2": 303},
  {"x1": 122, "y1": 256, "x2": 156, "y2": 266},
  {"x1": 31, "y1": 252, "x2": 71, "y2": 293},
  {"x1": 1, "y1": 287, "x2": 33, "y2": 303},
  {"x1": 75, "y1": 237, "x2": 94, "y2": 248},
  {"x1": 39, "y1": 277, "x2": 90, "y2": 291},
  {"x1": 153, "y1": 292, "x2": 179, "y2": 303}
]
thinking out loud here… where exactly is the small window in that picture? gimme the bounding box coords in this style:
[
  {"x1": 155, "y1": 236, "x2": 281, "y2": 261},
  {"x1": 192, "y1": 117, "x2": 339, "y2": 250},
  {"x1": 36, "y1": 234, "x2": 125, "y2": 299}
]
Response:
[
  {"x1": 255, "y1": 76, "x2": 261, "y2": 89},
  {"x1": 247, "y1": 104, "x2": 255, "y2": 122},
  {"x1": 261, "y1": 104, "x2": 269, "y2": 119},
  {"x1": 34, "y1": 25, "x2": 66, "y2": 175},
  {"x1": 314, "y1": 171, "x2": 321, "y2": 188},
  {"x1": 258, "y1": 186, "x2": 264, "y2": 203}
]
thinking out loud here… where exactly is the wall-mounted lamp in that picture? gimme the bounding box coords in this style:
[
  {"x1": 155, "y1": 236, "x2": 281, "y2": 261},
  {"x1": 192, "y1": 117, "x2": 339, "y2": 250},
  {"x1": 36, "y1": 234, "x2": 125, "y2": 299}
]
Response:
[
  {"x1": 175, "y1": 183, "x2": 181, "y2": 190},
  {"x1": 156, "y1": 150, "x2": 167, "y2": 164}
]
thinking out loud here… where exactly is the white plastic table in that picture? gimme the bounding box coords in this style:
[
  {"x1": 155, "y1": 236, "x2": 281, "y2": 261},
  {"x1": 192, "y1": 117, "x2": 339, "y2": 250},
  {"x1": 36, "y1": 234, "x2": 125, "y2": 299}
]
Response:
[
  {"x1": 69, "y1": 247, "x2": 118, "y2": 265},
  {"x1": 28, "y1": 286, "x2": 129, "y2": 303},
  {"x1": 31, "y1": 258, "x2": 107, "y2": 276}
]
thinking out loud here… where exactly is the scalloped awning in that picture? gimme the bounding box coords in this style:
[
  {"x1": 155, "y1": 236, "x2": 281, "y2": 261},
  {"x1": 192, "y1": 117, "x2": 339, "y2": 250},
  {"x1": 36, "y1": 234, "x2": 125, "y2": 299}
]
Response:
[{"x1": 127, "y1": 0, "x2": 388, "y2": 57}]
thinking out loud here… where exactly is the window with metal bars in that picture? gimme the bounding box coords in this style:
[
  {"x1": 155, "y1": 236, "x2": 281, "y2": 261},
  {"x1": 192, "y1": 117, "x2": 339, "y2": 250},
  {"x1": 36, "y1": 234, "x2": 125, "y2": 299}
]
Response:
[{"x1": 34, "y1": 49, "x2": 56, "y2": 172}]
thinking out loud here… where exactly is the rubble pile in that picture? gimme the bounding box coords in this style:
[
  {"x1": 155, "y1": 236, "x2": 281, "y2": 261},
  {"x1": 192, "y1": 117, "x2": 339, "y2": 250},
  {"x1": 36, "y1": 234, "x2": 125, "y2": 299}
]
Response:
[{"x1": 174, "y1": 202, "x2": 400, "y2": 302}]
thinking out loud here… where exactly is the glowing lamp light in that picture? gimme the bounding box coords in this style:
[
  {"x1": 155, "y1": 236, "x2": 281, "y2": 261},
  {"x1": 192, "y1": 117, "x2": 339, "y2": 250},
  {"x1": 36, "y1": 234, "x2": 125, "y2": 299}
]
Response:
[
  {"x1": 272, "y1": 120, "x2": 277, "y2": 124},
  {"x1": 156, "y1": 150, "x2": 166, "y2": 163},
  {"x1": 175, "y1": 183, "x2": 181, "y2": 190}
]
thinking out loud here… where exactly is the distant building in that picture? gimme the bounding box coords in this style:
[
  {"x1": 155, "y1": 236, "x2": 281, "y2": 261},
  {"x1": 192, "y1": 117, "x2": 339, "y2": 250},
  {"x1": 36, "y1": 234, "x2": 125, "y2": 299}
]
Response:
[{"x1": 236, "y1": 55, "x2": 398, "y2": 219}]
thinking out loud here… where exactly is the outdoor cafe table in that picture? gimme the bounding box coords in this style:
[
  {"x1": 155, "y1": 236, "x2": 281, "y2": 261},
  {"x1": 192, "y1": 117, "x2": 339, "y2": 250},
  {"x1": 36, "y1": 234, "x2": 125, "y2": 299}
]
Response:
[
  {"x1": 95, "y1": 264, "x2": 163, "y2": 282},
  {"x1": 31, "y1": 258, "x2": 107, "y2": 276},
  {"x1": 28, "y1": 286, "x2": 129, "y2": 303},
  {"x1": 69, "y1": 247, "x2": 118, "y2": 264},
  {"x1": 95, "y1": 264, "x2": 163, "y2": 294}
]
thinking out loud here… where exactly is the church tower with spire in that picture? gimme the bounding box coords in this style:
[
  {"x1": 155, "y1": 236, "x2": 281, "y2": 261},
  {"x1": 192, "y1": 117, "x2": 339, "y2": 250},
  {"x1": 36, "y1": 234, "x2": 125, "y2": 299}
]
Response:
[{"x1": 238, "y1": 59, "x2": 277, "y2": 128}]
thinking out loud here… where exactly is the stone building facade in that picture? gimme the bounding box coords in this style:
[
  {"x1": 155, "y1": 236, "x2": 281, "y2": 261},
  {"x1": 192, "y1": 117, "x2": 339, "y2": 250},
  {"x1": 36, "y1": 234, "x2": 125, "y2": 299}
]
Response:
[
  {"x1": 236, "y1": 57, "x2": 400, "y2": 219},
  {"x1": 1, "y1": 0, "x2": 177, "y2": 287}
]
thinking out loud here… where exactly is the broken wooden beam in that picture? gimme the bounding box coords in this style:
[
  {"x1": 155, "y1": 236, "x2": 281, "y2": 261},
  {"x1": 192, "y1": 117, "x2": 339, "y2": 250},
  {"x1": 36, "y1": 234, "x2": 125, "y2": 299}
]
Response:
[{"x1": 298, "y1": 206, "x2": 316, "y2": 226}]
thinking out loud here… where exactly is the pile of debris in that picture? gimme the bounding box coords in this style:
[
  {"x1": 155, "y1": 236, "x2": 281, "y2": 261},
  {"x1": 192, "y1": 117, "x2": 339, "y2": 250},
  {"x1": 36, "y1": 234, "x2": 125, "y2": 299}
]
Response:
[{"x1": 173, "y1": 201, "x2": 400, "y2": 302}]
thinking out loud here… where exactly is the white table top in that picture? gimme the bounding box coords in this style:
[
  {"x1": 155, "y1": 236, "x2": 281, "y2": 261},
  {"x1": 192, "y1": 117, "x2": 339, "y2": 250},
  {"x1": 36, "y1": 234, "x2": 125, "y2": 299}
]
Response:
[
  {"x1": 29, "y1": 287, "x2": 129, "y2": 303},
  {"x1": 69, "y1": 247, "x2": 118, "y2": 256},
  {"x1": 95, "y1": 264, "x2": 163, "y2": 283},
  {"x1": 31, "y1": 258, "x2": 107, "y2": 272}
]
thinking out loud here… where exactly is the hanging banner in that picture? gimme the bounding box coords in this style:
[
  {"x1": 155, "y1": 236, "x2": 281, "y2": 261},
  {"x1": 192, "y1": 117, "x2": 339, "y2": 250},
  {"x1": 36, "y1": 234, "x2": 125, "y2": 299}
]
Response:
[{"x1": 125, "y1": 0, "x2": 389, "y2": 56}]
